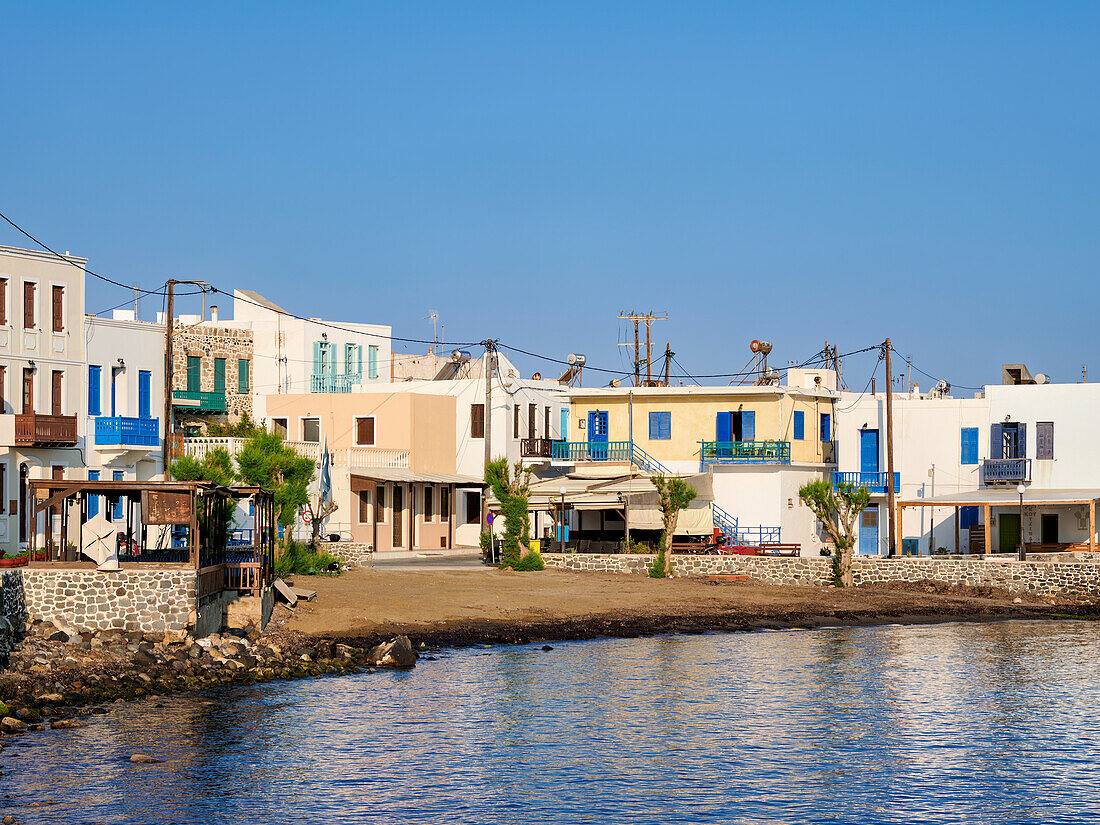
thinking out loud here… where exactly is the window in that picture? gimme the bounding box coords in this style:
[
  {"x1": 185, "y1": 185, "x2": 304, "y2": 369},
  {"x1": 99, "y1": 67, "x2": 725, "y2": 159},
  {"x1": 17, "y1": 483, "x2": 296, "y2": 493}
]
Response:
[
  {"x1": 112, "y1": 470, "x2": 124, "y2": 520},
  {"x1": 441, "y1": 486, "x2": 450, "y2": 522},
  {"x1": 186, "y1": 356, "x2": 201, "y2": 392},
  {"x1": 424, "y1": 486, "x2": 434, "y2": 521},
  {"x1": 345, "y1": 344, "x2": 356, "y2": 375},
  {"x1": 544, "y1": 406, "x2": 551, "y2": 439},
  {"x1": 213, "y1": 358, "x2": 226, "y2": 392},
  {"x1": 138, "y1": 371, "x2": 152, "y2": 418},
  {"x1": 991, "y1": 423, "x2": 1026, "y2": 459},
  {"x1": 358, "y1": 490, "x2": 371, "y2": 523},
  {"x1": 793, "y1": 411, "x2": 805, "y2": 440},
  {"x1": 272, "y1": 418, "x2": 288, "y2": 438},
  {"x1": 368, "y1": 345, "x2": 379, "y2": 379},
  {"x1": 51, "y1": 370, "x2": 63, "y2": 416},
  {"x1": 301, "y1": 418, "x2": 320, "y2": 443},
  {"x1": 375, "y1": 485, "x2": 385, "y2": 523},
  {"x1": 23, "y1": 282, "x2": 35, "y2": 329},
  {"x1": 960, "y1": 427, "x2": 978, "y2": 465},
  {"x1": 820, "y1": 413, "x2": 831, "y2": 442},
  {"x1": 356, "y1": 416, "x2": 375, "y2": 445},
  {"x1": 22, "y1": 368, "x2": 34, "y2": 414},
  {"x1": 513, "y1": 404, "x2": 520, "y2": 439},
  {"x1": 464, "y1": 491, "x2": 481, "y2": 525},
  {"x1": 87, "y1": 470, "x2": 100, "y2": 519},
  {"x1": 560, "y1": 408, "x2": 568, "y2": 440},
  {"x1": 1036, "y1": 422, "x2": 1054, "y2": 460},
  {"x1": 528, "y1": 404, "x2": 536, "y2": 439},
  {"x1": 88, "y1": 365, "x2": 102, "y2": 416},
  {"x1": 471, "y1": 404, "x2": 485, "y2": 439},
  {"x1": 960, "y1": 506, "x2": 979, "y2": 529},
  {"x1": 51, "y1": 285, "x2": 64, "y2": 332},
  {"x1": 0, "y1": 278, "x2": 7, "y2": 324},
  {"x1": 238, "y1": 359, "x2": 250, "y2": 393},
  {"x1": 648, "y1": 411, "x2": 671, "y2": 440}
]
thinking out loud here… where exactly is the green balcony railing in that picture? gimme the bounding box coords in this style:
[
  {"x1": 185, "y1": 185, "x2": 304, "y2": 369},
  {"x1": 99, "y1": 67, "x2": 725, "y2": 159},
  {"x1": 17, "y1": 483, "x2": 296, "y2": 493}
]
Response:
[
  {"x1": 700, "y1": 440, "x2": 791, "y2": 466},
  {"x1": 172, "y1": 389, "x2": 227, "y2": 413}
]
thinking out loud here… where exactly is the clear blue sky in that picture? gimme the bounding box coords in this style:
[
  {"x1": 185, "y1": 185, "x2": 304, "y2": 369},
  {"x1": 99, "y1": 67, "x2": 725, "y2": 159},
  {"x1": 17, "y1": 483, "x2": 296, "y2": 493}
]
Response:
[{"x1": 3, "y1": 2, "x2": 1098, "y2": 390}]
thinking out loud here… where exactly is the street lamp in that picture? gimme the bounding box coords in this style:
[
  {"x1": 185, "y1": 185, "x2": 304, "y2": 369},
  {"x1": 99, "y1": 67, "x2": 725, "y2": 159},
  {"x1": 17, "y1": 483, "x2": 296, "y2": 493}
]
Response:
[
  {"x1": 1017, "y1": 483, "x2": 1026, "y2": 561},
  {"x1": 559, "y1": 485, "x2": 568, "y2": 552}
]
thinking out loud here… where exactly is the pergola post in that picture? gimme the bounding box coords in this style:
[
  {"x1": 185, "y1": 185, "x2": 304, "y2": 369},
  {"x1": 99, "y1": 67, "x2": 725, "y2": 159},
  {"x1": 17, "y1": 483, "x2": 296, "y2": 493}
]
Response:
[
  {"x1": 1090, "y1": 499, "x2": 1096, "y2": 553},
  {"x1": 954, "y1": 506, "x2": 960, "y2": 554},
  {"x1": 896, "y1": 502, "x2": 904, "y2": 554},
  {"x1": 983, "y1": 504, "x2": 992, "y2": 556}
]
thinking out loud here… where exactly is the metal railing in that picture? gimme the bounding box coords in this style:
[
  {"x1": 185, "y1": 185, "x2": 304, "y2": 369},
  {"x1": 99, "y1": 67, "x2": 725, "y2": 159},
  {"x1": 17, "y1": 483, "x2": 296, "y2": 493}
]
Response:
[
  {"x1": 15, "y1": 414, "x2": 78, "y2": 446},
  {"x1": 520, "y1": 437, "x2": 556, "y2": 458},
  {"x1": 182, "y1": 437, "x2": 409, "y2": 469},
  {"x1": 95, "y1": 416, "x2": 159, "y2": 447},
  {"x1": 172, "y1": 389, "x2": 227, "y2": 413},
  {"x1": 552, "y1": 440, "x2": 633, "y2": 462},
  {"x1": 700, "y1": 440, "x2": 791, "y2": 466},
  {"x1": 982, "y1": 458, "x2": 1031, "y2": 484},
  {"x1": 310, "y1": 373, "x2": 358, "y2": 393},
  {"x1": 711, "y1": 502, "x2": 780, "y2": 547},
  {"x1": 631, "y1": 442, "x2": 672, "y2": 476},
  {"x1": 834, "y1": 471, "x2": 900, "y2": 494}
]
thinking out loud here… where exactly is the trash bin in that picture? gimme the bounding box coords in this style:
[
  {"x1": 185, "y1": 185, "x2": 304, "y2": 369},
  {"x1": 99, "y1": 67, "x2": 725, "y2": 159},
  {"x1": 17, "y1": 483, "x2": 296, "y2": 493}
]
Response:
[{"x1": 529, "y1": 539, "x2": 540, "y2": 554}]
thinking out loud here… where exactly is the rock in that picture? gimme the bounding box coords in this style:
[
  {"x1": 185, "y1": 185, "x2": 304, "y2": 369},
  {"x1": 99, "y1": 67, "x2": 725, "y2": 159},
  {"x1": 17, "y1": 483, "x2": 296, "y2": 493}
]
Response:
[
  {"x1": 36, "y1": 693, "x2": 64, "y2": 704},
  {"x1": 335, "y1": 644, "x2": 358, "y2": 658},
  {"x1": 541, "y1": 645, "x2": 554, "y2": 651},
  {"x1": 49, "y1": 630, "x2": 71, "y2": 642},
  {"x1": 1013, "y1": 597, "x2": 1023, "y2": 604},
  {"x1": 1, "y1": 717, "x2": 28, "y2": 732},
  {"x1": 369, "y1": 636, "x2": 417, "y2": 669},
  {"x1": 129, "y1": 753, "x2": 164, "y2": 764},
  {"x1": 50, "y1": 719, "x2": 87, "y2": 729},
  {"x1": 4, "y1": 813, "x2": 14, "y2": 823}
]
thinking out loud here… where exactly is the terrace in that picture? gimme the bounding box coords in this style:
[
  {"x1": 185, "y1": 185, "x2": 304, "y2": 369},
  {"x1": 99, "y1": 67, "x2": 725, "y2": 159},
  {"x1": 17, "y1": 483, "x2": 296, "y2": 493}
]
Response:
[
  {"x1": 834, "y1": 471, "x2": 901, "y2": 494},
  {"x1": 700, "y1": 440, "x2": 791, "y2": 466}
]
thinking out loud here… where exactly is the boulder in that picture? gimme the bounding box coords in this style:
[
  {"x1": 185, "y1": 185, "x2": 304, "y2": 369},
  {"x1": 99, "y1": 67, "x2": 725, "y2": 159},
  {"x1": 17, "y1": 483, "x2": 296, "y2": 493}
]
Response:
[
  {"x1": 50, "y1": 719, "x2": 87, "y2": 729},
  {"x1": 36, "y1": 693, "x2": 64, "y2": 704},
  {"x1": 1, "y1": 716, "x2": 28, "y2": 732},
  {"x1": 129, "y1": 753, "x2": 164, "y2": 764},
  {"x1": 369, "y1": 636, "x2": 417, "y2": 669}
]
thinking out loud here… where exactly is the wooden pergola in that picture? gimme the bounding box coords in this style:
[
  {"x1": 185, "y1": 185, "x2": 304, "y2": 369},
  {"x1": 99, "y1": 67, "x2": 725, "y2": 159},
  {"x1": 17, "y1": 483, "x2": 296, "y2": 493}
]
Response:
[
  {"x1": 28, "y1": 479, "x2": 277, "y2": 595},
  {"x1": 897, "y1": 488, "x2": 1099, "y2": 555}
]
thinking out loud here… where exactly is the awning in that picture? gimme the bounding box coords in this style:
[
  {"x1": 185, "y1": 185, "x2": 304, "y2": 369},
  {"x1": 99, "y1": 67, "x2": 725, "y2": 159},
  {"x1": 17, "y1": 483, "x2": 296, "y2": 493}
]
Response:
[
  {"x1": 900, "y1": 488, "x2": 1100, "y2": 507},
  {"x1": 350, "y1": 470, "x2": 485, "y2": 488}
]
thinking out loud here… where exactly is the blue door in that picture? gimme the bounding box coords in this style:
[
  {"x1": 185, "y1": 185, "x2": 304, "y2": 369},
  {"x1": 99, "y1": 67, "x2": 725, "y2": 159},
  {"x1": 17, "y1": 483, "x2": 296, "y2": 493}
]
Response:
[
  {"x1": 741, "y1": 411, "x2": 755, "y2": 442},
  {"x1": 859, "y1": 505, "x2": 879, "y2": 555},
  {"x1": 860, "y1": 429, "x2": 880, "y2": 483},
  {"x1": 587, "y1": 411, "x2": 608, "y2": 460}
]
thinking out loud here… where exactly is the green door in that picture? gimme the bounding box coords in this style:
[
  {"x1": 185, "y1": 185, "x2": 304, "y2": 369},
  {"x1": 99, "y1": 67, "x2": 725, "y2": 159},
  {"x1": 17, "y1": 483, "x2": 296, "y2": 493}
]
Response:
[{"x1": 999, "y1": 513, "x2": 1021, "y2": 554}]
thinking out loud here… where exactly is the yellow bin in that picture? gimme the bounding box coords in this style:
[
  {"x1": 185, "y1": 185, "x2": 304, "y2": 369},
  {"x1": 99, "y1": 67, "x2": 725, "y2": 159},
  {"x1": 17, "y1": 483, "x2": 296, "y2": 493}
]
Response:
[{"x1": 529, "y1": 540, "x2": 541, "y2": 554}]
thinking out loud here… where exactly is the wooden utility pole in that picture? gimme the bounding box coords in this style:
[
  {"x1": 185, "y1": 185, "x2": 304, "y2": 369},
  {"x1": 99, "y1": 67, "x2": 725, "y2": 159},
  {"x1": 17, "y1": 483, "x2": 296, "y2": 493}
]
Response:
[
  {"x1": 884, "y1": 338, "x2": 897, "y2": 557},
  {"x1": 618, "y1": 312, "x2": 667, "y2": 386},
  {"x1": 480, "y1": 340, "x2": 496, "y2": 527},
  {"x1": 164, "y1": 280, "x2": 175, "y2": 467},
  {"x1": 645, "y1": 317, "x2": 653, "y2": 384},
  {"x1": 663, "y1": 344, "x2": 672, "y2": 386},
  {"x1": 633, "y1": 320, "x2": 640, "y2": 386}
]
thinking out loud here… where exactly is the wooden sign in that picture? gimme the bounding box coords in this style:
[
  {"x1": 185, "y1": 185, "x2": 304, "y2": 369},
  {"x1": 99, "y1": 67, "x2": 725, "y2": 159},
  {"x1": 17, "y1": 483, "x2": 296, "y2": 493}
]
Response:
[{"x1": 142, "y1": 490, "x2": 192, "y2": 525}]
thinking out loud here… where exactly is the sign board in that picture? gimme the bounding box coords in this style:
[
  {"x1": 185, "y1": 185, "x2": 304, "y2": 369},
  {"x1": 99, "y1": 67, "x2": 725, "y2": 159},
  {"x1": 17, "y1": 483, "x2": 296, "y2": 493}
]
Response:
[
  {"x1": 301, "y1": 509, "x2": 313, "y2": 524},
  {"x1": 141, "y1": 490, "x2": 192, "y2": 525},
  {"x1": 486, "y1": 512, "x2": 495, "y2": 525}
]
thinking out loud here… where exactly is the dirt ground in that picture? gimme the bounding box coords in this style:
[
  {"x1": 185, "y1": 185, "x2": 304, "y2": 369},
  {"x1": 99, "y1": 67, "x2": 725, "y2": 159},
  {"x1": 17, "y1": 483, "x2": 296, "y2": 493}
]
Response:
[{"x1": 275, "y1": 567, "x2": 1093, "y2": 647}]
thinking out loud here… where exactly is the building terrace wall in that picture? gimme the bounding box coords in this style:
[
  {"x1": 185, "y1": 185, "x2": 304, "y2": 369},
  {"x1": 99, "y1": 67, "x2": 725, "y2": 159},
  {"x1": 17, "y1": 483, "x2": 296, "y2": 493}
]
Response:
[{"x1": 543, "y1": 553, "x2": 1100, "y2": 602}]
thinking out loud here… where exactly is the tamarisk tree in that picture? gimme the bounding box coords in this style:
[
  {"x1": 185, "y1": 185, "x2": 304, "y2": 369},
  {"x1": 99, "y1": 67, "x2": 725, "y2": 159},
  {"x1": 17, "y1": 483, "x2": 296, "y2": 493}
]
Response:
[
  {"x1": 650, "y1": 474, "x2": 697, "y2": 578},
  {"x1": 485, "y1": 458, "x2": 543, "y2": 570},
  {"x1": 798, "y1": 479, "x2": 870, "y2": 586}
]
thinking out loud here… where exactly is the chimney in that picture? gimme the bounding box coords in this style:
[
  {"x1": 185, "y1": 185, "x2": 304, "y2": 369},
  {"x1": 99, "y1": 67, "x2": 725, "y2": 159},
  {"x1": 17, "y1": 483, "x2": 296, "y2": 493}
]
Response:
[{"x1": 210, "y1": 305, "x2": 219, "y2": 323}]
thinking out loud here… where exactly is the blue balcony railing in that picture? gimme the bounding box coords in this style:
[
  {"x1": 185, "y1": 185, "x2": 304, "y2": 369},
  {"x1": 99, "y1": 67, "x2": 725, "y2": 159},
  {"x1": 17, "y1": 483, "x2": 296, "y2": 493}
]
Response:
[
  {"x1": 95, "y1": 416, "x2": 160, "y2": 447},
  {"x1": 700, "y1": 440, "x2": 791, "y2": 466},
  {"x1": 982, "y1": 458, "x2": 1031, "y2": 484},
  {"x1": 311, "y1": 373, "x2": 356, "y2": 393},
  {"x1": 552, "y1": 440, "x2": 633, "y2": 462},
  {"x1": 834, "y1": 471, "x2": 901, "y2": 494}
]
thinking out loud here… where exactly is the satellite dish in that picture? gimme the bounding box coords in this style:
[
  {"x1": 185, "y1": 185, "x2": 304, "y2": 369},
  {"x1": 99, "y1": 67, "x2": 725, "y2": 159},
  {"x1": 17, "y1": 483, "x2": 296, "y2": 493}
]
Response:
[
  {"x1": 609, "y1": 378, "x2": 621, "y2": 388},
  {"x1": 1035, "y1": 373, "x2": 1049, "y2": 385}
]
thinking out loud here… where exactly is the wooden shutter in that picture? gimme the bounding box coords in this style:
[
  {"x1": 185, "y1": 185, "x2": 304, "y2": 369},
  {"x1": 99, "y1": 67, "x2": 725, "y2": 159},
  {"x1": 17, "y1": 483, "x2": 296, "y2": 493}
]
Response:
[
  {"x1": 51, "y1": 370, "x2": 63, "y2": 415},
  {"x1": 716, "y1": 412, "x2": 731, "y2": 442},
  {"x1": 23, "y1": 282, "x2": 35, "y2": 329},
  {"x1": 1036, "y1": 422, "x2": 1054, "y2": 460},
  {"x1": 0, "y1": 279, "x2": 7, "y2": 325},
  {"x1": 659, "y1": 412, "x2": 671, "y2": 440},
  {"x1": 375, "y1": 485, "x2": 385, "y2": 523},
  {"x1": 471, "y1": 404, "x2": 485, "y2": 438},
  {"x1": 358, "y1": 491, "x2": 371, "y2": 523},
  {"x1": 528, "y1": 404, "x2": 536, "y2": 439},
  {"x1": 649, "y1": 412, "x2": 658, "y2": 440},
  {"x1": 544, "y1": 406, "x2": 550, "y2": 438},
  {"x1": 22, "y1": 368, "x2": 33, "y2": 414},
  {"x1": 0, "y1": 365, "x2": 6, "y2": 411},
  {"x1": 52, "y1": 285, "x2": 63, "y2": 332},
  {"x1": 138, "y1": 371, "x2": 151, "y2": 418},
  {"x1": 424, "y1": 486, "x2": 433, "y2": 521},
  {"x1": 513, "y1": 404, "x2": 519, "y2": 438},
  {"x1": 357, "y1": 417, "x2": 375, "y2": 445},
  {"x1": 213, "y1": 358, "x2": 226, "y2": 392},
  {"x1": 1016, "y1": 423, "x2": 1027, "y2": 459},
  {"x1": 440, "y1": 486, "x2": 450, "y2": 522},
  {"x1": 990, "y1": 423, "x2": 1004, "y2": 459}
]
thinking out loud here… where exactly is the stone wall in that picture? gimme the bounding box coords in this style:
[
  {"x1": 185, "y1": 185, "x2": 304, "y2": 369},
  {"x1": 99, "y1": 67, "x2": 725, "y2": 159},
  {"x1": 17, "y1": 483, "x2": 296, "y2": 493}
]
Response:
[
  {"x1": 21, "y1": 568, "x2": 197, "y2": 634},
  {"x1": 543, "y1": 553, "x2": 1100, "y2": 602},
  {"x1": 0, "y1": 571, "x2": 27, "y2": 660},
  {"x1": 321, "y1": 542, "x2": 374, "y2": 568},
  {"x1": 173, "y1": 325, "x2": 254, "y2": 425}
]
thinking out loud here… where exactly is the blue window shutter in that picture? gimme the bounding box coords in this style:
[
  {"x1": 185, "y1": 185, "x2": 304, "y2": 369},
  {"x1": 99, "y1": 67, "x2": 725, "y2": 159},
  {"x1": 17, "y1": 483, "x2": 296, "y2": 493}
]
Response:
[
  {"x1": 357, "y1": 345, "x2": 363, "y2": 376},
  {"x1": 660, "y1": 412, "x2": 671, "y2": 440},
  {"x1": 1016, "y1": 423, "x2": 1027, "y2": 459},
  {"x1": 648, "y1": 412, "x2": 658, "y2": 440},
  {"x1": 138, "y1": 371, "x2": 151, "y2": 418},
  {"x1": 88, "y1": 470, "x2": 100, "y2": 518},
  {"x1": 88, "y1": 366, "x2": 101, "y2": 416},
  {"x1": 820, "y1": 413, "x2": 831, "y2": 442},
  {"x1": 716, "y1": 412, "x2": 731, "y2": 442},
  {"x1": 560, "y1": 408, "x2": 568, "y2": 439},
  {"x1": 742, "y1": 411, "x2": 755, "y2": 441},
  {"x1": 793, "y1": 411, "x2": 804, "y2": 440},
  {"x1": 990, "y1": 423, "x2": 1003, "y2": 459},
  {"x1": 961, "y1": 428, "x2": 977, "y2": 465}
]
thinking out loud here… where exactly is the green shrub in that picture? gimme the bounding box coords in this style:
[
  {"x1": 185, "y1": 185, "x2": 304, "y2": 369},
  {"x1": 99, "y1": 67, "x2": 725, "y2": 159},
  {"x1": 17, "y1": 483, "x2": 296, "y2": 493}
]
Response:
[
  {"x1": 274, "y1": 540, "x2": 341, "y2": 578},
  {"x1": 508, "y1": 552, "x2": 545, "y2": 572},
  {"x1": 648, "y1": 547, "x2": 668, "y2": 578}
]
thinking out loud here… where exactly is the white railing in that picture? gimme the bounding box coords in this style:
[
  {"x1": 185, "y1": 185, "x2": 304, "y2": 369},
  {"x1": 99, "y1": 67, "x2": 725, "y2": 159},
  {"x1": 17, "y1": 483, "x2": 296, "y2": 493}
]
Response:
[{"x1": 183, "y1": 437, "x2": 408, "y2": 470}]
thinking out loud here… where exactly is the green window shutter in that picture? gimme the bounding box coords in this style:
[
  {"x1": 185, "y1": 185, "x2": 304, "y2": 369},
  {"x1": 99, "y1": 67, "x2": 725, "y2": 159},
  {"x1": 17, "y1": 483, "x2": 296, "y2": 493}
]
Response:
[
  {"x1": 368, "y1": 345, "x2": 378, "y2": 379},
  {"x1": 312, "y1": 341, "x2": 323, "y2": 375},
  {"x1": 186, "y1": 356, "x2": 201, "y2": 392},
  {"x1": 213, "y1": 358, "x2": 226, "y2": 392},
  {"x1": 357, "y1": 345, "x2": 363, "y2": 376},
  {"x1": 238, "y1": 359, "x2": 249, "y2": 393}
]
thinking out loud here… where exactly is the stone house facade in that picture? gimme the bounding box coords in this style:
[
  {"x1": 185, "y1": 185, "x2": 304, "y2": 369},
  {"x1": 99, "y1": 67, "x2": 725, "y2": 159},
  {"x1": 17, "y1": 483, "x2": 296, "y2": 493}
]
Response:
[{"x1": 172, "y1": 324, "x2": 254, "y2": 433}]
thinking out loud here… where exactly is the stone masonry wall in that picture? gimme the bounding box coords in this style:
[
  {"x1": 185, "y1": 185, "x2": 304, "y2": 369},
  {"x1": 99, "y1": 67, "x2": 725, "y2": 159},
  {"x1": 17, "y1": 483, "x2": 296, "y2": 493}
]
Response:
[
  {"x1": 543, "y1": 553, "x2": 1100, "y2": 603},
  {"x1": 173, "y1": 325, "x2": 254, "y2": 424},
  {"x1": 320, "y1": 542, "x2": 373, "y2": 568},
  {"x1": 20, "y1": 569, "x2": 198, "y2": 634},
  {"x1": 0, "y1": 571, "x2": 27, "y2": 660}
]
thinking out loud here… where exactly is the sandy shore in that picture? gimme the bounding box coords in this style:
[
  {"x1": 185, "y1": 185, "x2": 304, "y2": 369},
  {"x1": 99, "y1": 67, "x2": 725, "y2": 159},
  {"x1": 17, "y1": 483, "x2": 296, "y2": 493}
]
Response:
[{"x1": 278, "y1": 566, "x2": 1098, "y2": 647}]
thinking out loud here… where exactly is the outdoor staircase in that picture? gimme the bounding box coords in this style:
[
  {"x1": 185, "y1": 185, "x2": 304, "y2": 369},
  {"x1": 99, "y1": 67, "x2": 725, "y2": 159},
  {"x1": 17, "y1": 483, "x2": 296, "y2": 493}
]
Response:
[
  {"x1": 630, "y1": 443, "x2": 672, "y2": 476},
  {"x1": 711, "y1": 502, "x2": 781, "y2": 547}
]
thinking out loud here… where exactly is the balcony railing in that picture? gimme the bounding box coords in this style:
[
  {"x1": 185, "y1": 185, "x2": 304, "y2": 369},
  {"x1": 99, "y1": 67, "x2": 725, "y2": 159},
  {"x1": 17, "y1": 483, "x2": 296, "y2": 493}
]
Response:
[
  {"x1": 15, "y1": 414, "x2": 78, "y2": 446},
  {"x1": 95, "y1": 416, "x2": 160, "y2": 447},
  {"x1": 521, "y1": 437, "x2": 556, "y2": 458},
  {"x1": 982, "y1": 458, "x2": 1031, "y2": 484},
  {"x1": 182, "y1": 437, "x2": 409, "y2": 469},
  {"x1": 834, "y1": 471, "x2": 901, "y2": 494},
  {"x1": 700, "y1": 440, "x2": 791, "y2": 466},
  {"x1": 552, "y1": 440, "x2": 633, "y2": 462},
  {"x1": 310, "y1": 373, "x2": 357, "y2": 393},
  {"x1": 172, "y1": 389, "x2": 227, "y2": 413}
]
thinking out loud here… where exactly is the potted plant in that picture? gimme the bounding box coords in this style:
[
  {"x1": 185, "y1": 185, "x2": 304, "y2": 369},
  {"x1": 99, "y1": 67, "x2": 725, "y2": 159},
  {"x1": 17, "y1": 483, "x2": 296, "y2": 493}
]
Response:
[{"x1": 0, "y1": 551, "x2": 29, "y2": 568}]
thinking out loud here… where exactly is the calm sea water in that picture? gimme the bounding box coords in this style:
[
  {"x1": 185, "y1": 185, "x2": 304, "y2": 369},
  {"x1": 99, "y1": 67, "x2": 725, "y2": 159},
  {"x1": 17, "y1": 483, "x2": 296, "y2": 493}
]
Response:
[{"x1": 4, "y1": 620, "x2": 1100, "y2": 824}]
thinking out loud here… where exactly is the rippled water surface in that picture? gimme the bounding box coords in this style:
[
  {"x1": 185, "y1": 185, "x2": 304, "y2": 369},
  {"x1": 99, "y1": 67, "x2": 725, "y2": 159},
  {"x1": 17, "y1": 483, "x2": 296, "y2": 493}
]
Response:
[{"x1": 5, "y1": 620, "x2": 1100, "y2": 824}]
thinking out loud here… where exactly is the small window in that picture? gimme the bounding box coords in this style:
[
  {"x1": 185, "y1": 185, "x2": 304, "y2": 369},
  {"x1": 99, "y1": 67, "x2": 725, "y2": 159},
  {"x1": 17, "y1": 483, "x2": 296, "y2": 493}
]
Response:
[
  {"x1": 513, "y1": 404, "x2": 520, "y2": 439},
  {"x1": 375, "y1": 485, "x2": 385, "y2": 523},
  {"x1": 960, "y1": 428, "x2": 979, "y2": 465},
  {"x1": 793, "y1": 410, "x2": 805, "y2": 440},
  {"x1": 471, "y1": 404, "x2": 485, "y2": 439},
  {"x1": 358, "y1": 490, "x2": 371, "y2": 523},
  {"x1": 272, "y1": 418, "x2": 288, "y2": 438},
  {"x1": 356, "y1": 416, "x2": 375, "y2": 445},
  {"x1": 465, "y1": 491, "x2": 481, "y2": 525},
  {"x1": 648, "y1": 411, "x2": 671, "y2": 440},
  {"x1": 424, "y1": 486, "x2": 434, "y2": 521},
  {"x1": 820, "y1": 413, "x2": 831, "y2": 442},
  {"x1": 238, "y1": 359, "x2": 250, "y2": 394},
  {"x1": 301, "y1": 418, "x2": 320, "y2": 443},
  {"x1": 441, "y1": 486, "x2": 450, "y2": 522},
  {"x1": 1036, "y1": 422, "x2": 1054, "y2": 460},
  {"x1": 52, "y1": 285, "x2": 64, "y2": 332}
]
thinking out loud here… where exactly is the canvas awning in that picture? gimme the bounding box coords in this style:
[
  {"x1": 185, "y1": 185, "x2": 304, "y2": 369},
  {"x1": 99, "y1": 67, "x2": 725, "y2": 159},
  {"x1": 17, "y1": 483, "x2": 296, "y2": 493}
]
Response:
[
  {"x1": 900, "y1": 488, "x2": 1100, "y2": 507},
  {"x1": 350, "y1": 469, "x2": 484, "y2": 489}
]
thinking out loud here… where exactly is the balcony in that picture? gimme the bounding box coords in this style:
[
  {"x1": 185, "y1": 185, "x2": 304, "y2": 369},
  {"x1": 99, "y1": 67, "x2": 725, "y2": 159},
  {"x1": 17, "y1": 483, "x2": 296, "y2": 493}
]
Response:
[
  {"x1": 182, "y1": 437, "x2": 409, "y2": 470},
  {"x1": 982, "y1": 458, "x2": 1031, "y2": 484},
  {"x1": 172, "y1": 390, "x2": 226, "y2": 413},
  {"x1": 521, "y1": 437, "x2": 557, "y2": 459},
  {"x1": 552, "y1": 440, "x2": 633, "y2": 462},
  {"x1": 15, "y1": 414, "x2": 78, "y2": 446},
  {"x1": 310, "y1": 373, "x2": 357, "y2": 393},
  {"x1": 95, "y1": 416, "x2": 160, "y2": 447},
  {"x1": 834, "y1": 471, "x2": 900, "y2": 494},
  {"x1": 700, "y1": 440, "x2": 791, "y2": 466}
]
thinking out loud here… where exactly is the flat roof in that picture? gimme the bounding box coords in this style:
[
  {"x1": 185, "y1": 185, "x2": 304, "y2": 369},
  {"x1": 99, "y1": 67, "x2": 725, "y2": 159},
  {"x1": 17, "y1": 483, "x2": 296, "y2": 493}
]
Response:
[
  {"x1": 566, "y1": 385, "x2": 836, "y2": 400},
  {"x1": 351, "y1": 470, "x2": 484, "y2": 485},
  {"x1": 901, "y1": 488, "x2": 1100, "y2": 506}
]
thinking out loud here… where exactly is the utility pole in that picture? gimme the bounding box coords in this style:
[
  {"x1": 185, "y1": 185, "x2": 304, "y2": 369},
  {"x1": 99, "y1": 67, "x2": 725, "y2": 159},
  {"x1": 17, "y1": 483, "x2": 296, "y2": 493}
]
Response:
[
  {"x1": 618, "y1": 312, "x2": 667, "y2": 386},
  {"x1": 884, "y1": 338, "x2": 897, "y2": 557},
  {"x1": 481, "y1": 339, "x2": 497, "y2": 527},
  {"x1": 645, "y1": 317, "x2": 653, "y2": 385},
  {"x1": 164, "y1": 280, "x2": 175, "y2": 467},
  {"x1": 663, "y1": 344, "x2": 672, "y2": 386},
  {"x1": 633, "y1": 319, "x2": 640, "y2": 387}
]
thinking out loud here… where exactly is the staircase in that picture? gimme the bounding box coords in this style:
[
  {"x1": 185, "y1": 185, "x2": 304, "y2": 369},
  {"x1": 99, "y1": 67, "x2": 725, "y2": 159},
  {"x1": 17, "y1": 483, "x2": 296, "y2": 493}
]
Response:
[
  {"x1": 712, "y1": 503, "x2": 740, "y2": 543},
  {"x1": 630, "y1": 443, "x2": 673, "y2": 476}
]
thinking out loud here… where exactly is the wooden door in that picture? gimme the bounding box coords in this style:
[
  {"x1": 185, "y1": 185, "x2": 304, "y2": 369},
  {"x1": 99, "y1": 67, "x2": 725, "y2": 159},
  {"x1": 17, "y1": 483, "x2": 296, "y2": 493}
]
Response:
[
  {"x1": 392, "y1": 484, "x2": 403, "y2": 548},
  {"x1": 51, "y1": 371, "x2": 62, "y2": 416},
  {"x1": 22, "y1": 369, "x2": 34, "y2": 415}
]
